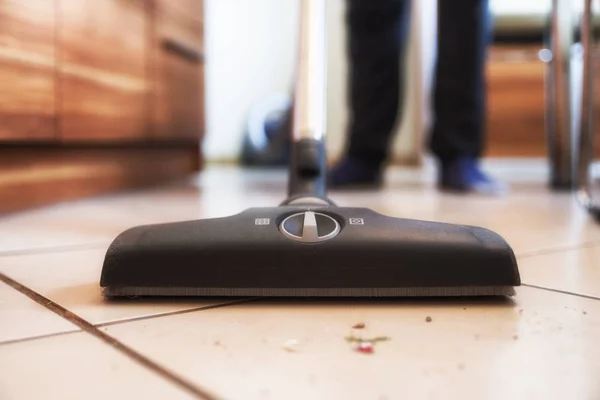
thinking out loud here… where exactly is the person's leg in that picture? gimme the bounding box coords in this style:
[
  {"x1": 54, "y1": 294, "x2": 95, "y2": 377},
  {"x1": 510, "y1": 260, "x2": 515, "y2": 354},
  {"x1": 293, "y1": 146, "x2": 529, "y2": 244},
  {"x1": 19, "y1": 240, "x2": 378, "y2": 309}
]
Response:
[
  {"x1": 430, "y1": 0, "x2": 505, "y2": 194},
  {"x1": 329, "y1": 0, "x2": 411, "y2": 187},
  {"x1": 430, "y1": 0, "x2": 489, "y2": 163}
]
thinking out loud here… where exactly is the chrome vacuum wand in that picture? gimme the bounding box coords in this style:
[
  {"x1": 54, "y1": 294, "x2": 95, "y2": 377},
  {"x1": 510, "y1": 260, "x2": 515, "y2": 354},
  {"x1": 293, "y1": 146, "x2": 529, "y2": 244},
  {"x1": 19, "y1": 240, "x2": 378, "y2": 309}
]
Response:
[{"x1": 284, "y1": 0, "x2": 331, "y2": 206}]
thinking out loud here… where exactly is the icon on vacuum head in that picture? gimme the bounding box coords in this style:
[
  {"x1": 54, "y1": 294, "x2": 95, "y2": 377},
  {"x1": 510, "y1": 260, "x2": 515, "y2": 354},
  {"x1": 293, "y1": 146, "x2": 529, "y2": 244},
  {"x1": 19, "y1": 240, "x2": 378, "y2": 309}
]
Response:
[{"x1": 349, "y1": 218, "x2": 364, "y2": 225}]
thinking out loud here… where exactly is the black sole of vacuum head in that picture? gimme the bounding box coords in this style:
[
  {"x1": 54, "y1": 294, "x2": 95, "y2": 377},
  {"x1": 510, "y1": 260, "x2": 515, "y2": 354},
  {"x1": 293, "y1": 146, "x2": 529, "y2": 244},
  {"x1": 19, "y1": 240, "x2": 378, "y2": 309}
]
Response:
[{"x1": 100, "y1": 206, "x2": 520, "y2": 298}]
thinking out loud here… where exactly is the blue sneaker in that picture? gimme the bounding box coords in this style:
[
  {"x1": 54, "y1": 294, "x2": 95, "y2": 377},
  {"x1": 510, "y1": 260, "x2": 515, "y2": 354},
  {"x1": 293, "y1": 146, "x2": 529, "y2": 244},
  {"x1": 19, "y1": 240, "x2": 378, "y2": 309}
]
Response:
[
  {"x1": 439, "y1": 157, "x2": 508, "y2": 195},
  {"x1": 328, "y1": 157, "x2": 383, "y2": 189}
]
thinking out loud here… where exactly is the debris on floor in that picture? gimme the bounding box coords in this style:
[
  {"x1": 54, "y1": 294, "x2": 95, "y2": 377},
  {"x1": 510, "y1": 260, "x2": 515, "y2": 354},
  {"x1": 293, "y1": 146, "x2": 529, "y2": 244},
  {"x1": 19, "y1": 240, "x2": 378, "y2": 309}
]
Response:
[
  {"x1": 425, "y1": 316, "x2": 432, "y2": 323},
  {"x1": 457, "y1": 363, "x2": 466, "y2": 371},
  {"x1": 583, "y1": 311, "x2": 588, "y2": 315},
  {"x1": 356, "y1": 342, "x2": 374, "y2": 354},
  {"x1": 513, "y1": 335, "x2": 519, "y2": 341},
  {"x1": 352, "y1": 322, "x2": 366, "y2": 329},
  {"x1": 282, "y1": 339, "x2": 299, "y2": 352},
  {"x1": 345, "y1": 334, "x2": 391, "y2": 354},
  {"x1": 345, "y1": 335, "x2": 390, "y2": 344},
  {"x1": 214, "y1": 340, "x2": 222, "y2": 347},
  {"x1": 519, "y1": 309, "x2": 524, "y2": 315}
]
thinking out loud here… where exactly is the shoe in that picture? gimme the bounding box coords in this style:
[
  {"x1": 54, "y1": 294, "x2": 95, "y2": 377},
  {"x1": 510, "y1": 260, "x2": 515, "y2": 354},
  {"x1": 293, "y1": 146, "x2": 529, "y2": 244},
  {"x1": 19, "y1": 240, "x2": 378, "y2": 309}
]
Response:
[
  {"x1": 439, "y1": 157, "x2": 508, "y2": 195},
  {"x1": 328, "y1": 156, "x2": 383, "y2": 190}
]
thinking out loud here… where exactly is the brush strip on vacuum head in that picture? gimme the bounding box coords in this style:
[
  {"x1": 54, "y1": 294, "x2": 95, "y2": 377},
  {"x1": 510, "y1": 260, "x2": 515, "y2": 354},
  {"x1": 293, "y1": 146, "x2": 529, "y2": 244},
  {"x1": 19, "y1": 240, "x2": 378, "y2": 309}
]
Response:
[{"x1": 103, "y1": 286, "x2": 515, "y2": 298}]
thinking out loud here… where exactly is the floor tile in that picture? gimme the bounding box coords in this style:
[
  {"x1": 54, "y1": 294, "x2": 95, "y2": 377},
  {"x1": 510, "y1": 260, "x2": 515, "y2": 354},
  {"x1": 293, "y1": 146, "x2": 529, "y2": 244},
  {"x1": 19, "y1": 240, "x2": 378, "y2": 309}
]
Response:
[
  {"x1": 0, "y1": 248, "x2": 236, "y2": 325},
  {"x1": 0, "y1": 332, "x2": 198, "y2": 400},
  {"x1": 103, "y1": 287, "x2": 600, "y2": 400},
  {"x1": 0, "y1": 281, "x2": 79, "y2": 343},
  {"x1": 519, "y1": 244, "x2": 600, "y2": 297},
  {"x1": 377, "y1": 190, "x2": 600, "y2": 256},
  {"x1": 0, "y1": 173, "x2": 277, "y2": 253},
  {"x1": 2, "y1": 161, "x2": 598, "y2": 255},
  {"x1": 203, "y1": 162, "x2": 600, "y2": 255}
]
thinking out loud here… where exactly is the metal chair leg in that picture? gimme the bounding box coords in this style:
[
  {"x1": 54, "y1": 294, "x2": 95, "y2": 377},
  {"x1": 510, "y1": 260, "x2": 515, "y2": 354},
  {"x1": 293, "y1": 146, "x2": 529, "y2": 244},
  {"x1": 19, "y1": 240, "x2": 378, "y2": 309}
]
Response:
[
  {"x1": 576, "y1": 0, "x2": 600, "y2": 220},
  {"x1": 544, "y1": 0, "x2": 577, "y2": 190}
]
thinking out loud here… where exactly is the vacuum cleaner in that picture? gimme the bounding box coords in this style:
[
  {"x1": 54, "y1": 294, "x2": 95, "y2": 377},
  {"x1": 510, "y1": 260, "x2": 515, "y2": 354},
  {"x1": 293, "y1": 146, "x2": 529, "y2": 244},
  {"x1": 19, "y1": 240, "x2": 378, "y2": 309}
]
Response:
[
  {"x1": 240, "y1": 93, "x2": 292, "y2": 167},
  {"x1": 100, "y1": 0, "x2": 521, "y2": 298}
]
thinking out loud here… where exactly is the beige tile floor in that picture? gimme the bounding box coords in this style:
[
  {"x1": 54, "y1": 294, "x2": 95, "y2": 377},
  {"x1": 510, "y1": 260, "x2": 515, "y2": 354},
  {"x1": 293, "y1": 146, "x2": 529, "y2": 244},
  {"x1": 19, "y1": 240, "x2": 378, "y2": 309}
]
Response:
[{"x1": 1, "y1": 159, "x2": 600, "y2": 400}]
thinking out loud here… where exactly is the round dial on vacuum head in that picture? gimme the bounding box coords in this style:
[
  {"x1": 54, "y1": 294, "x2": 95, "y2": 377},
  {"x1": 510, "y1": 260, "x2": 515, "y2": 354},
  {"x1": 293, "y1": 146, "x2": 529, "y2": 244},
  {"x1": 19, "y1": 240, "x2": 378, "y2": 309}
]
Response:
[{"x1": 279, "y1": 211, "x2": 340, "y2": 243}]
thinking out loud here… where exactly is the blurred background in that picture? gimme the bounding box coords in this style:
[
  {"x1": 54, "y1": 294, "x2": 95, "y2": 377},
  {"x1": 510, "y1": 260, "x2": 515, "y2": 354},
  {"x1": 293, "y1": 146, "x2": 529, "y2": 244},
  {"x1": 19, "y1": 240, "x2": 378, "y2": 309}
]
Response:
[{"x1": 0, "y1": 0, "x2": 598, "y2": 213}]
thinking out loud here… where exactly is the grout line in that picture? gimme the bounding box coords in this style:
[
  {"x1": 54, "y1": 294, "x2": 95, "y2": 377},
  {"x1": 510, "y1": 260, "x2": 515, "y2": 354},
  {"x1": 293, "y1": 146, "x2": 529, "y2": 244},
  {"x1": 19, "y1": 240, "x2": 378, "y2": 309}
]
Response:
[
  {"x1": 0, "y1": 329, "x2": 82, "y2": 347},
  {"x1": 522, "y1": 283, "x2": 600, "y2": 301},
  {"x1": 516, "y1": 240, "x2": 600, "y2": 259},
  {"x1": 0, "y1": 299, "x2": 259, "y2": 346},
  {"x1": 96, "y1": 297, "x2": 260, "y2": 328},
  {"x1": 0, "y1": 242, "x2": 110, "y2": 257},
  {"x1": 0, "y1": 272, "x2": 221, "y2": 400}
]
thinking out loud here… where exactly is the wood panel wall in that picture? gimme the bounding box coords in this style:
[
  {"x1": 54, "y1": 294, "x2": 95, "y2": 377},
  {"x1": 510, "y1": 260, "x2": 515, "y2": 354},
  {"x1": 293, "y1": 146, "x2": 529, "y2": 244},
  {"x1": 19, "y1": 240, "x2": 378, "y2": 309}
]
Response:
[
  {"x1": 485, "y1": 45, "x2": 600, "y2": 158},
  {"x1": 485, "y1": 46, "x2": 548, "y2": 157}
]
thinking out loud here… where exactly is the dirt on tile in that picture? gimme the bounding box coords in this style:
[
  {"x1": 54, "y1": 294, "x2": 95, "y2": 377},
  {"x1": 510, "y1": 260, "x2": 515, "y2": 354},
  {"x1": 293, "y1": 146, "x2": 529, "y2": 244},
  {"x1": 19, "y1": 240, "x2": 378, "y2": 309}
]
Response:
[
  {"x1": 356, "y1": 342, "x2": 374, "y2": 354},
  {"x1": 282, "y1": 339, "x2": 298, "y2": 352}
]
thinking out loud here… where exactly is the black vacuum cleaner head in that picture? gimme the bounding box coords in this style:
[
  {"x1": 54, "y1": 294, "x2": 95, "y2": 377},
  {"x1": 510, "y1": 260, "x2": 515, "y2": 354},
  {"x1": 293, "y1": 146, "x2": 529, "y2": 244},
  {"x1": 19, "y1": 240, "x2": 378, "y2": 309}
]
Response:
[{"x1": 100, "y1": 205, "x2": 520, "y2": 297}]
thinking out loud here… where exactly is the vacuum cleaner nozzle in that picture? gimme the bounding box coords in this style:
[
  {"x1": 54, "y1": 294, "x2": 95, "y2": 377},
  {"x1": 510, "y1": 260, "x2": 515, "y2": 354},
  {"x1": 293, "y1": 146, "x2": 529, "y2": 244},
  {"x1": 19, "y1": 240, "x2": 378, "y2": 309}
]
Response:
[
  {"x1": 100, "y1": 205, "x2": 520, "y2": 297},
  {"x1": 99, "y1": 0, "x2": 520, "y2": 298}
]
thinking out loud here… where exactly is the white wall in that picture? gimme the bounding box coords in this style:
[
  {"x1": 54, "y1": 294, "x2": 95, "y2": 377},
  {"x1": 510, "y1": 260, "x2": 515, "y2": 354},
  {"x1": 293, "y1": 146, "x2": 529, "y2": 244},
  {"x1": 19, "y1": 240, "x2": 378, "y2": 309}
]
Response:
[
  {"x1": 203, "y1": 0, "x2": 299, "y2": 160},
  {"x1": 203, "y1": 0, "x2": 438, "y2": 164}
]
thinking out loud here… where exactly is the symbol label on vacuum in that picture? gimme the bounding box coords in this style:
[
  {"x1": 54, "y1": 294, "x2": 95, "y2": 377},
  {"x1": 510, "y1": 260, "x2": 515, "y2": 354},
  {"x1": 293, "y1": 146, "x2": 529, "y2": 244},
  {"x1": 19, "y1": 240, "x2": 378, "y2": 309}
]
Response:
[
  {"x1": 255, "y1": 218, "x2": 271, "y2": 226},
  {"x1": 349, "y1": 218, "x2": 364, "y2": 225}
]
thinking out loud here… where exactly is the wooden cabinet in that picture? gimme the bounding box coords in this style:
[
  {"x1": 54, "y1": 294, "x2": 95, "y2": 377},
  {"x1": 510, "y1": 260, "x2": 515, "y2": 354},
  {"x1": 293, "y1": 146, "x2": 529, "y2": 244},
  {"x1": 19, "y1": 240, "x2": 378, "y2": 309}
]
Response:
[
  {"x1": 485, "y1": 46, "x2": 548, "y2": 158},
  {"x1": 57, "y1": 0, "x2": 149, "y2": 141},
  {"x1": 0, "y1": 0, "x2": 57, "y2": 141},
  {"x1": 151, "y1": 0, "x2": 204, "y2": 140},
  {"x1": 0, "y1": 0, "x2": 206, "y2": 144},
  {"x1": 0, "y1": 0, "x2": 205, "y2": 213}
]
